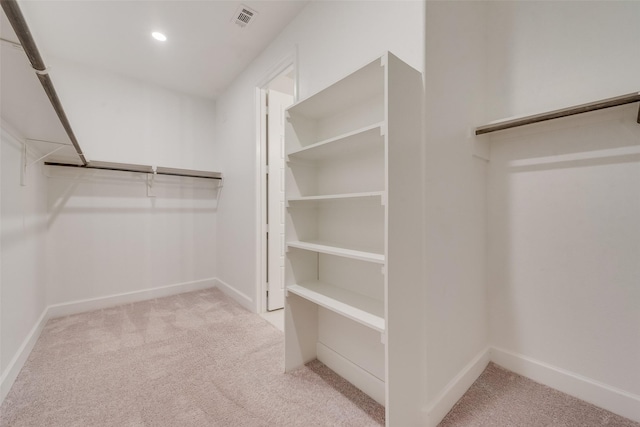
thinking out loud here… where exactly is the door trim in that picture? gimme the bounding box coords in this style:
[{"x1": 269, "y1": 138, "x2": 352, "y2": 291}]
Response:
[{"x1": 255, "y1": 49, "x2": 298, "y2": 313}]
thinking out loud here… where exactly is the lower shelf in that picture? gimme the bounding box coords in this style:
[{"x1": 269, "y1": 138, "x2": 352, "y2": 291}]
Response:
[
  {"x1": 287, "y1": 282, "x2": 385, "y2": 332},
  {"x1": 317, "y1": 342, "x2": 385, "y2": 406},
  {"x1": 287, "y1": 241, "x2": 385, "y2": 264}
]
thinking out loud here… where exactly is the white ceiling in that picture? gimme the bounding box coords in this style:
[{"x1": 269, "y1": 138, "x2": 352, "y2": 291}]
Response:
[
  {"x1": 1, "y1": 1, "x2": 308, "y2": 162},
  {"x1": 19, "y1": 0, "x2": 309, "y2": 100}
]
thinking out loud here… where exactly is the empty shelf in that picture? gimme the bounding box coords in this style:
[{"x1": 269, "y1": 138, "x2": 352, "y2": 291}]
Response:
[
  {"x1": 287, "y1": 241, "x2": 384, "y2": 264},
  {"x1": 287, "y1": 123, "x2": 384, "y2": 161},
  {"x1": 288, "y1": 282, "x2": 385, "y2": 332},
  {"x1": 287, "y1": 58, "x2": 384, "y2": 120},
  {"x1": 287, "y1": 191, "x2": 385, "y2": 203},
  {"x1": 45, "y1": 160, "x2": 223, "y2": 180}
]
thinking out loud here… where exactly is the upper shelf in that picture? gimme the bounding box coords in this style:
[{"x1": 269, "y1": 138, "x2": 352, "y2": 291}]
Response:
[
  {"x1": 44, "y1": 160, "x2": 223, "y2": 180},
  {"x1": 287, "y1": 122, "x2": 384, "y2": 161},
  {"x1": 476, "y1": 92, "x2": 640, "y2": 135},
  {"x1": 287, "y1": 57, "x2": 384, "y2": 120}
]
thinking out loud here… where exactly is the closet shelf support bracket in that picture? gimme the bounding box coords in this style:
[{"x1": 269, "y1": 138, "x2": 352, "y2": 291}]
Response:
[
  {"x1": 147, "y1": 166, "x2": 157, "y2": 197},
  {"x1": 21, "y1": 142, "x2": 67, "y2": 187}
]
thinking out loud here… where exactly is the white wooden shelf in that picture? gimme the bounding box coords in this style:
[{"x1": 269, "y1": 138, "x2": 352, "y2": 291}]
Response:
[
  {"x1": 285, "y1": 52, "x2": 423, "y2": 417},
  {"x1": 287, "y1": 241, "x2": 384, "y2": 264},
  {"x1": 287, "y1": 58, "x2": 384, "y2": 120},
  {"x1": 288, "y1": 282, "x2": 385, "y2": 332},
  {"x1": 287, "y1": 122, "x2": 384, "y2": 161},
  {"x1": 287, "y1": 191, "x2": 385, "y2": 204}
]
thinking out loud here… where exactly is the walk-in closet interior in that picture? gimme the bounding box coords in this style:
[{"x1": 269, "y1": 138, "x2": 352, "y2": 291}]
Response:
[{"x1": 1, "y1": 1, "x2": 639, "y2": 426}]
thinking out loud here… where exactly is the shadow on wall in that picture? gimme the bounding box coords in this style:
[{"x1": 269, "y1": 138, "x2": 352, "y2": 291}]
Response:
[
  {"x1": 487, "y1": 102, "x2": 640, "y2": 392},
  {"x1": 490, "y1": 104, "x2": 640, "y2": 171},
  {"x1": 0, "y1": 133, "x2": 48, "y2": 252},
  {"x1": 46, "y1": 166, "x2": 221, "y2": 228}
]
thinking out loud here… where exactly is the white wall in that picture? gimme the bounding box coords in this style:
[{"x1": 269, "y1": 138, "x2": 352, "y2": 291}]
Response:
[
  {"x1": 423, "y1": 2, "x2": 490, "y2": 424},
  {"x1": 1, "y1": 14, "x2": 220, "y2": 403},
  {"x1": 215, "y1": 1, "x2": 493, "y2": 423},
  {"x1": 23, "y1": 52, "x2": 221, "y2": 310},
  {"x1": 47, "y1": 58, "x2": 219, "y2": 171},
  {"x1": 486, "y1": 1, "x2": 640, "y2": 420},
  {"x1": 486, "y1": 1, "x2": 640, "y2": 119},
  {"x1": 214, "y1": 0, "x2": 424, "y2": 308},
  {"x1": 46, "y1": 167, "x2": 219, "y2": 306},
  {"x1": 0, "y1": 125, "x2": 48, "y2": 396}
]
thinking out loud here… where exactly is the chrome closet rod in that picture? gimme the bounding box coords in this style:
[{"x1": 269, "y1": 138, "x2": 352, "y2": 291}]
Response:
[
  {"x1": 476, "y1": 92, "x2": 640, "y2": 135},
  {"x1": 1, "y1": 0, "x2": 88, "y2": 165}
]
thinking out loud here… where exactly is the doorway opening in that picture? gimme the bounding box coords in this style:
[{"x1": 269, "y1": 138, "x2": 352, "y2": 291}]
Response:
[{"x1": 257, "y1": 61, "x2": 295, "y2": 320}]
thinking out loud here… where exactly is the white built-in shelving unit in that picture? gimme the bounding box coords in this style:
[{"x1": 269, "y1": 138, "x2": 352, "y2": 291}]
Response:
[{"x1": 284, "y1": 52, "x2": 423, "y2": 425}]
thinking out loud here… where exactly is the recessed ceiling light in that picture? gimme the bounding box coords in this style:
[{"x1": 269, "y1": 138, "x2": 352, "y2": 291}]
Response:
[{"x1": 151, "y1": 32, "x2": 167, "y2": 42}]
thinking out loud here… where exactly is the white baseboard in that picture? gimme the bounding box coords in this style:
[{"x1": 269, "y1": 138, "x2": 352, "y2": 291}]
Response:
[
  {"x1": 47, "y1": 278, "x2": 217, "y2": 319},
  {"x1": 316, "y1": 342, "x2": 386, "y2": 406},
  {"x1": 0, "y1": 308, "x2": 49, "y2": 404},
  {"x1": 1, "y1": 278, "x2": 216, "y2": 405},
  {"x1": 491, "y1": 347, "x2": 640, "y2": 423},
  {"x1": 423, "y1": 347, "x2": 491, "y2": 427},
  {"x1": 213, "y1": 278, "x2": 255, "y2": 312}
]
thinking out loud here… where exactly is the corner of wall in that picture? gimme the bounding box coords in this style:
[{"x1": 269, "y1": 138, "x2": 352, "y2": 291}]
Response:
[
  {"x1": 422, "y1": 0, "x2": 491, "y2": 418},
  {"x1": 491, "y1": 347, "x2": 640, "y2": 423},
  {"x1": 423, "y1": 347, "x2": 491, "y2": 426},
  {"x1": 1, "y1": 125, "x2": 50, "y2": 404},
  {"x1": 0, "y1": 308, "x2": 49, "y2": 404},
  {"x1": 213, "y1": 278, "x2": 255, "y2": 313}
]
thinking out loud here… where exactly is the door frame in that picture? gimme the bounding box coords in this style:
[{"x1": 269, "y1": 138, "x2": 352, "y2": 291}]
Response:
[{"x1": 255, "y1": 49, "x2": 298, "y2": 313}]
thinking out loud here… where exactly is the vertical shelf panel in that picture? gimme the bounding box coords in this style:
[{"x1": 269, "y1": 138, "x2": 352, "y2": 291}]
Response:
[
  {"x1": 384, "y1": 52, "x2": 425, "y2": 425},
  {"x1": 284, "y1": 52, "x2": 423, "y2": 424}
]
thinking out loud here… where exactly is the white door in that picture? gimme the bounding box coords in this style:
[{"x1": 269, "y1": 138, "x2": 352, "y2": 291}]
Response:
[{"x1": 267, "y1": 89, "x2": 293, "y2": 311}]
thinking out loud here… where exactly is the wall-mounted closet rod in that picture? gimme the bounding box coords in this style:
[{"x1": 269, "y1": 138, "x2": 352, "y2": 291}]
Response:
[
  {"x1": 476, "y1": 92, "x2": 640, "y2": 135},
  {"x1": 1, "y1": 0, "x2": 88, "y2": 165},
  {"x1": 44, "y1": 161, "x2": 223, "y2": 180}
]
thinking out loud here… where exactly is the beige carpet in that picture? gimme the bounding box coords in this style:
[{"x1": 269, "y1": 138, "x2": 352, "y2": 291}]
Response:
[
  {"x1": 439, "y1": 362, "x2": 639, "y2": 427},
  {"x1": 3, "y1": 288, "x2": 638, "y2": 427},
  {"x1": 0, "y1": 288, "x2": 384, "y2": 426}
]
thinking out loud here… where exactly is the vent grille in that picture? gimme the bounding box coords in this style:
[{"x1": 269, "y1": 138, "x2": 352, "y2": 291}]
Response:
[{"x1": 233, "y1": 5, "x2": 257, "y2": 28}]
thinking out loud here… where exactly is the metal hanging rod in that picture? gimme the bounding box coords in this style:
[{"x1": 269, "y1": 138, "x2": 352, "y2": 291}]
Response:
[
  {"x1": 1, "y1": 0, "x2": 88, "y2": 165},
  {"x1": 44, "y1": 160, "x2": 223, "y2": 180},
  {"x1": 476, "y1": 92, "x2": 640, "y2": 135}
]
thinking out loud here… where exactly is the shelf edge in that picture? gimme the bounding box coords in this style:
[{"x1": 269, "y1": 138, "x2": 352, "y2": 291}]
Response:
[
  {"x1": 287, "y1": 191, "x2": 384, "y2": 203},
  {"x1": 287, "y1": 122, "x2": 384, "y2": 158},
  {"x1": 287, "y1": 241, "x2": 385, "y2": 264},
  {"x1": 287, "y1": 283, "x2": 385, "y2": 332}
]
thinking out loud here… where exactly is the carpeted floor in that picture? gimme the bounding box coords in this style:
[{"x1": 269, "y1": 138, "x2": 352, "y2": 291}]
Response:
[
  {"x1": 2, "y1": 288, "x2": 638, "y2": 427},
  {"x1": 0, "y1": 288, "x2": 384, "y2": 426},
  {"x1": 440, "y1": 362, "x2": 639, "y2": 427}
]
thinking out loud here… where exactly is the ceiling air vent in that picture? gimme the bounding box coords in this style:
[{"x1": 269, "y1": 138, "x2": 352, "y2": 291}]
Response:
[{"x1": 233, "y1": 5, "x2": 258, "y2": 28}]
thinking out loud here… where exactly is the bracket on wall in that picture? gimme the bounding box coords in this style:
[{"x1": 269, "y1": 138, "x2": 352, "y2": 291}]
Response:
[
  {"x1": 147, "y1": 166, "x2": 157, "y2": 197},
  {"x1": 20, "y1": 139, "x2": 73, "y2": 186}
]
